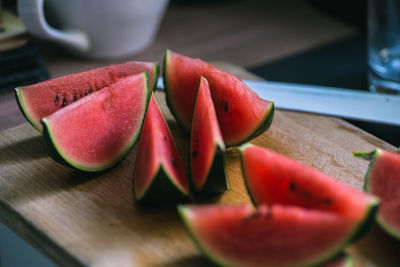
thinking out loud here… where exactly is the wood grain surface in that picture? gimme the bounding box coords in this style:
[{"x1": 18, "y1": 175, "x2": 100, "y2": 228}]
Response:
[{"x1": 0, "y1": 65, "x2": 398, "y2": 267}]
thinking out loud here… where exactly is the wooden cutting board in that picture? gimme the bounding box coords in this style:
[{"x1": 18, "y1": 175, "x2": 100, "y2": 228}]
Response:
[{"x1": 0, "y1": 64, "x2": 398, "y2": 267}]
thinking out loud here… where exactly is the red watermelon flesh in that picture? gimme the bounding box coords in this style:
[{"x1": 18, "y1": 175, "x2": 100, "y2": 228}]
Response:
[
  {"x1": 16, "y1": 61, "x2": 159, "y2": 132},
  {"x1": 191, "y1": 77, "x2": 227, "y2": 193},
  {"x1": 240, "y1": 144, "x2": 379, "y2": 221},
  {"x1": 360, "y1": 149, "x2": 400, "y2": 239},
  {"x1": 134, "y1": 94, "x2": 189, "y2": 203},
  {"x1": 163, "y1": 50, "x2": 274, "y2": 146},
  {"x1": 179, "y1": 204, "x2": 358, "y2": 267},
  {"x1": 42, "y1": 73, "x2": 149, "y2": 172}
]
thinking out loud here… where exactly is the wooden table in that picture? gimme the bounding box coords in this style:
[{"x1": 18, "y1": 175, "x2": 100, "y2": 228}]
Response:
[{"x1": 1, "y1": 61, "x2": 399, "y2": 266}]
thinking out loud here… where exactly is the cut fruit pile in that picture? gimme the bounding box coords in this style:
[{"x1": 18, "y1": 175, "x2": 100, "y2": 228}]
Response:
[
  {"x1": 179, "y1": 144, "x2": 379, "y2": 267},
  {"x1": 15, "y1": 50, "x2": 394, "y2": 266}
]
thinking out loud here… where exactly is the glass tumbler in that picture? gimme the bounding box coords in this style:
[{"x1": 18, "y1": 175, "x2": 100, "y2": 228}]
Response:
[{"x1": 368, "y1": 0, "x2": 400, "y2": 94}]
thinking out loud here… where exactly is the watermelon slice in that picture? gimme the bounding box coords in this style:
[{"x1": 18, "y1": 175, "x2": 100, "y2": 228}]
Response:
[
  {"x1": 16, "y1": 61, "x2": 159, "y2": 132},
  {"x1": 134, "y1": 93, "x2": 190, "y2": 204},
  {"x1": 190, "y1": 77, "x2": 228, "y2": 193},
  {"x1": 42, "y1": 73, "x2": 149, "y2": 172},
  {"x1": 239, "y1": 144, "x2": 379, "y2": 224},
  {"x1": 179, "y1": 204, "x2": 359, "y2": 267},
  {"x1": 163, "y1": 50, "x2": 274, "y2": 146},
  {"x1": 355, "y1": 149, "x2": 400, "y2": 240}
]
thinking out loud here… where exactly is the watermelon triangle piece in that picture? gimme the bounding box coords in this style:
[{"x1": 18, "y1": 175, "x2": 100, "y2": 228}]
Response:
[
  {"x1": 16, "y1": 61, "x2": 159, "y2": 132},
  {"x1": 42, "y1": 73, "x2": 150, "y2": 172},
  {"x1": 134, "y1": 93, "x2": 190, "y2": 204},
  {"x1": 179, "y1": 204, "x2": 359, "y2": 267},
  {"x1": 239, "y1": 144, "x2": 379, "y2": 239},
  {"x1": 163, "y1": 50, "x2": 274, "y2": 146},
  {"x1": 355, "y1": 149, "x2": 400, "y2": 240},
  {"x1": 191, "y1": 77, "x2": 228, "y2": 194}
]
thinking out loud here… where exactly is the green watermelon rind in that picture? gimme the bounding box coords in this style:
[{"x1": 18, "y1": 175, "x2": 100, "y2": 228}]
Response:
[
  {"x1": 239, "y1": 143, "x2": 380, "y2": 243},
  {"x1": 235, "y1": 102, "x2": 274, "y2": 146},
  {"x1": 149, "y1": 62, "x2": 160, "y2": 91},
  {"x1": 163, "y1": 50, "x2": 275, "y2": 146},
  {"x1": 178, "y1": 205, "x2": 360, "y2": 267},
  {"x1": 41, "y1": 73, "x2": 151, "y2": 172},
  {"x1": 177, "y1": 205, "x2": 229, "y2": 267},
  {"x1": 135, "y1": 165, "x2": 190, "y2": 205},
  {"x1": 348, "y1": 198, "x2": 379, "y2": 242},
  {"x1": 343, "y1": 253, "x2": 354, "y2": 267},
  {"x1": 238, "y1": 143, "x2": 258, "y2": 205},
  {"x1": 163, "y1": 50, "x2": 189, "y2": 133},
  {"x1": 357, "y1": 149, "x2": 400, "y2": 240},
  {"x1": 326, "y1": 252, "x2": 354, "y2": 267},
  {"x1": 192, "y1": 143, "x2": 229, "y2": 194},
  {"x1": 14, "y1": 87, "x2": 42, "y2": 132},
  {"x1": 342, "y1": 252, "x2": 354, "y2": 267}
]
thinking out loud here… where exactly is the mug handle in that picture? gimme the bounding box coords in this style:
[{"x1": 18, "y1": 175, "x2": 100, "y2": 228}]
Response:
[{"x1": 18, "y1": 0, "x2": 90, "y2": 51}]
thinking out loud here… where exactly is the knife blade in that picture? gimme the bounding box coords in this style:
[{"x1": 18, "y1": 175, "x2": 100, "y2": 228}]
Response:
[{"x1": 157, "y1": 77, "x2": 400, "y2": 126}]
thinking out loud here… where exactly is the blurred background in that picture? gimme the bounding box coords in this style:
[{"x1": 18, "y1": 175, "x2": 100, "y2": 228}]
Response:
[
  {"x1": 1, "y1": 0, "x2": 364, "y2": 79},
  {"x1": 0, "y1": 0, "x2": 396, "y2": 266}
]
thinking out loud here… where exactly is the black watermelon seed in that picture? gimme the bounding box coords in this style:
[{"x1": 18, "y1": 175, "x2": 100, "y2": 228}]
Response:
[
  {"x1": 192, "y1": 149, "x2": 198, "y2": 158},
  {"x1": 323, "y1": 198, "x2": 333, "y2": 206},
  {"x1": 88, "y1": 88, "x2": 93, "y2": 94},
  {"x1": 265, "y1": 210, "x2": 273, "y2": 219},
  {"x1": 221, "y1": 100, "x2": 229, "y2": 112},
  {"x1": 61, "y1": 97, "x2": 67, "y2": 107},
  {"x1": 289, "y1": 181, "x2": 296, "y2": 191}
]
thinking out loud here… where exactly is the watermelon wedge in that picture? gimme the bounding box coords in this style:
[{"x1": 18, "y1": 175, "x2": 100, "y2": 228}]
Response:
[
  {"x1": 179, "y1": 204, "x2": 358, "y2": 267},
  {"x1": 16, "y1": 61, "x2": 159, "y2": 132},
  {"x1": 163, "y1": 50, "x2": 274, "y2": 146},
  {"x1": 42, "y1": 73, "x2": 149, "y2": 172},
  {"x1": 191, "y1": 77, "x2": 228, "y2": 194},
  {"x1": 355, "y1": 149, "x2": 400, "y2": 240},
  {"x1": 134, "y1": 94, "x2": 190, "y2": 204},
  {"x1": 239, "y1": 144, "x2": 379, "y2": 224}
]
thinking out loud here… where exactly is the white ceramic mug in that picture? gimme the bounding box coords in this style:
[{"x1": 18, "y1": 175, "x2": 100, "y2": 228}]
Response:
[{"x1": 18, "y1": 0, "x2": 169, "y2": 58}]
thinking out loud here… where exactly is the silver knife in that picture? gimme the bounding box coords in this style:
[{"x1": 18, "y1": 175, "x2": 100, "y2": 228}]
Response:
[{"x1": 157, "y1": 77, "x2": 400, "y2": 126}]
